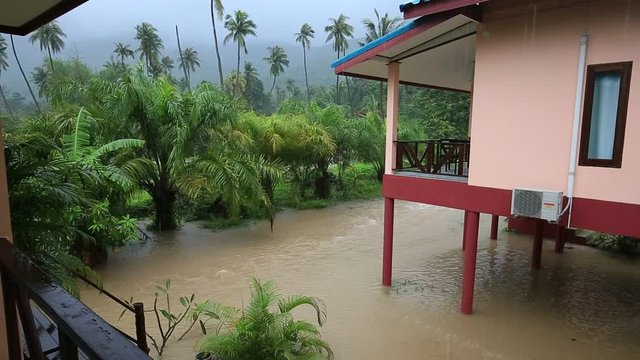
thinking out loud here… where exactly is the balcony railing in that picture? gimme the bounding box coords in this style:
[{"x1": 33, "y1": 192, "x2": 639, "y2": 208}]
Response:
[
  {"x1": 0, "y1": 238, "x2": 151, "y2": 360},
  {"x1": 395, "y1": 139, "x2": 470, "y2": 177}
]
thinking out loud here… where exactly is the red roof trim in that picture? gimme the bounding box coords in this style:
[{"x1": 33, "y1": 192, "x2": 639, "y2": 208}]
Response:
[
  {"x1": 335, "y1": 6, "x2": 481, "y2": 75},
  {"x1": 404, "y1": 0, "x2": 490, "y2": 20}
]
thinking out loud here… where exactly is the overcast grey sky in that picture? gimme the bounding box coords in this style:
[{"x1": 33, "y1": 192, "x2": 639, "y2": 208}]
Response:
[
  {"x1": 3, "y1": 1, "x2": 408, "y2": 94},
  {"x1": 57, "y1": 0, "x2": 404, "y2": 46}
]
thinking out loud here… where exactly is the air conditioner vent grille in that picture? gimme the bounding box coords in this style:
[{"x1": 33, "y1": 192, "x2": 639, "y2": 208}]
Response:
[
  {"x1": 511, "y1": 188, "x2": 563, "y2": 221},
  {"x1": 512, "y1": 190, "x2": 543, "y2": 218}
]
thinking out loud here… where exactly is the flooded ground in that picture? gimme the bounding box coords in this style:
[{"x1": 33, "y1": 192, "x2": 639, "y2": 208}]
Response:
[{"x1": 81, "y1": 200, "x2": 640, "y2": 360}]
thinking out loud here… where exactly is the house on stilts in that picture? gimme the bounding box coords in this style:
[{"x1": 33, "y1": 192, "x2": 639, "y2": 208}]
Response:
[{"x1": 332, "y1": 0, "x2": 640, "y2": 314}]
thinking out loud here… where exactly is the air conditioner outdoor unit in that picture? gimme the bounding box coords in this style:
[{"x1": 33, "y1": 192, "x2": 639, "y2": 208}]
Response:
[{"x1": 511, "y1": 189, "x2": 563, "y2": 222}]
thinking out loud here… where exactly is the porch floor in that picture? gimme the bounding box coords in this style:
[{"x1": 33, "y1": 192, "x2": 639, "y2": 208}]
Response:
[{"x1": 394, "y1": 170, "x2": 469, "y2": 183}]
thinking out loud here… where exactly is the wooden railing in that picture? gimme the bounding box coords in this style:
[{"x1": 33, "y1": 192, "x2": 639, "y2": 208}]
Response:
[
  {"x1": 0, "y1": 238, "x2": 151, "y2": 360},
  {"x1": 76, "y1": 274, "x2": 149, "y2": 354},
  {"x1": 395, "y1": 139, "x2": 471, "y2": 177}
]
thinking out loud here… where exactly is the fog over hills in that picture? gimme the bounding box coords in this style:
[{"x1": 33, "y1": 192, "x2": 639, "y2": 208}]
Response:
[{"x1": 1, "y1": 0, "x2": 403, "y2": 98}]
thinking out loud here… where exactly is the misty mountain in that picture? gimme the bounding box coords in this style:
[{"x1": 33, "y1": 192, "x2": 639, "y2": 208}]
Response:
[{"x1": 1, "y1": 34, "x2": 361, "y2": 98}]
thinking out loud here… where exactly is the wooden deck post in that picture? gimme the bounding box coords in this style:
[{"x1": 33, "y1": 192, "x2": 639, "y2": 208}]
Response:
[
  {"x1": 490, "y1": 215, "x2": 499, "y2": 240},
  {"x1": 384, "y1": 62, "x2": 400, "y2": 175},
  {"x1": 461, "y1": 211, "x2": 480, "y2": 315},
  {"x1": 133, "y1": 302, "x2": 149, "y2": 354},
  {"x1": 0, "y1": 119, "x2": 13, "y2": 360},
  {"x1": 382, "y1": 198, "x2": 395, "y2": 286},
  {"x1": 1, "y1": 271, "x2": 20, "y2": 360},
  {"x1": 532, "y1": 220, "x2": 544, "y2": 269}
]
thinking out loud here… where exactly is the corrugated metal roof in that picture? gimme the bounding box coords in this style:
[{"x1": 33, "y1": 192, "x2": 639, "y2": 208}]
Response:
[{"x1": 399, "y1": 0, "x2": 430, "y2": 12}]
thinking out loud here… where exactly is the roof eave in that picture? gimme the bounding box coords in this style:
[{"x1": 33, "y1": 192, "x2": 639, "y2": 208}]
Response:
[
  {"x1": 332, "y1": 5, "x2": 482, "y2": 75},
  {"x1": 0, "y1": 0, "x2": 88, "y2": 36}
]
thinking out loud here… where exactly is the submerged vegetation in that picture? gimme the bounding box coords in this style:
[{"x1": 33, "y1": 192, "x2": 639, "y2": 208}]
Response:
[{"x1": 586, "y1": 232, "x2": 640, "y2": 257}]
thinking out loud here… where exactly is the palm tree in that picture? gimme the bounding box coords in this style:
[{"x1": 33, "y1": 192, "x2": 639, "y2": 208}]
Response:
[
  {"x1": 243, "y1": 62, "x2": 265, "y2": 109},
  {"x1": 102, "y1": 68, "x2": 272, "y2": 229},
  {"x1": 285, "y1": 79, "x2": 300, "y2": 99},
  {"x1": 10, "y1": 35, "x2": 40, "y2": 112},
  {"x1": 243, "y1": 62, "x2": 258, "y2": 83},
  {"x1": 363, "y1": 9, "x2": 402, "y2": 115},
  {"x1": 0, "y1": 35, "x2": 14, "y2": 117},
  {"x1": 210, "y1": 0, "x2": 225, "y2": 88},
  {"x1": 175, "y1": 25, "x2": 189, "y2": 90},
  {"x1": 179, "y1": 48, "x2": 200, "y2": 90},
  {"x1": 295, "y1": 23, "x2": 315, "y2": 102},
  {"x1": 263, "y1": 46, "x2": 289, "y2": 94},
  {"x1": 113, "y1": 42, "x2": 134, "y2": 66},
  {"x1": 363, "y1": 9, "x2": 402, "y2": 44},
  {"x1": 160, "y1": 56, "x2": 174, "y2": 72},
  {"x1": 224, "y1": 10, "x2": 257, "y2": 95},
  {"x1": 199, "y1": 279, "x2": 334, "y2": 360},
  {"x1": 224, "y1": 70, "x2": 246, "y2": 99},
  {"x1": 29, "y1": 21, "x2": 66, "y2": 73},
  {"x1": 135, "y1": 22, "x2": 164, "y2": 74},
  {"x1": 325, "y1": 15, "x2": 354, "y2": 104},
  {"x1": 31, "y1": 65, "x2": 50, "y2": 98}
]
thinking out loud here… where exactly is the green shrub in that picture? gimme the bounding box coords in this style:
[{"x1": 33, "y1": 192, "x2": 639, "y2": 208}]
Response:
[{"x1": 199, "y1": 279, "x2": 333, "y2": 360}]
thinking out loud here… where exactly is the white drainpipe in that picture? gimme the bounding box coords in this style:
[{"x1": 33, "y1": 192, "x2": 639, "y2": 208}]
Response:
[{"x1": 563, "y1": 33, "x2": 589, "y2": 227}]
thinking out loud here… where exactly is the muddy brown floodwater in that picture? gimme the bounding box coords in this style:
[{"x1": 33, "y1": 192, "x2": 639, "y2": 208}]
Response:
[{"x1": 81, "y1": 200, "x2": 640, "y2": 360}]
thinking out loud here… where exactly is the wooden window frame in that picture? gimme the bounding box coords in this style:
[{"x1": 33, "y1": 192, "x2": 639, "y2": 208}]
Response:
[{"x1": 579, "y1": 62, "x2": 633, "y2": 168}]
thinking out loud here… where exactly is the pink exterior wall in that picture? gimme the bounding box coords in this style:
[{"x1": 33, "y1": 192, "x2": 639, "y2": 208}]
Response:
[{"x1": 469, "y1": 0, "x2": 640, "y2": 204}]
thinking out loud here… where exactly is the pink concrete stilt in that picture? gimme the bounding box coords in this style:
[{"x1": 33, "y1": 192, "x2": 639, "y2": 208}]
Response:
[
  {"x1": 532, "y1": 220, "x2": 544, "y2": 269},
  {"x1": 555, "y1": 225, "x2": 566, "y2": 253},
  {"x1": 490, "y1": 215, "x2": 499, "y2": 240},
  {"x1": 461, "y1": 211, "x2": 480, "y2": 315},
  {"x1": 462, "y1": 211, "x2": 469, "y2": 251},
  {"x1": 382, "y1": 197, "x2": 395, "y2": 286}
]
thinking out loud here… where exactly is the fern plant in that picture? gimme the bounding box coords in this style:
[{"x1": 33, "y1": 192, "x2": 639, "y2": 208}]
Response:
[{"x1": 198, "y1": 278, "x2": 333, "y2": 360}]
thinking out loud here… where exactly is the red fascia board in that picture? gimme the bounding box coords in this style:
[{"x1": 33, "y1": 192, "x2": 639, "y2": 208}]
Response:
[
  {"x1": 383, "y1": 174, "x2": 640, "y2": 238},
  {"x1": 404, "y1": 0, "x2": 490, "y2": 20},
  {"x1": 383, "y1": 174, "x2": 512, "y2": 215},
  {"x1": 334, "y1": 6, "x2": 481, "y2": 76},
  {"x1": 571, "y1": 198, "x2": 640, "y2": 238}
]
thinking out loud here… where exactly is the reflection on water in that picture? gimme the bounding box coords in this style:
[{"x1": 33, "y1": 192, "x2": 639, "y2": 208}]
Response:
[{"x1": 81, "y1": 200, "x2": 640, "y2": 359}]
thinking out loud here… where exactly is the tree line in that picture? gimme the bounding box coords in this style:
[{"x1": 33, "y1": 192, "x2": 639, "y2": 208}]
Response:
[
  {"x1": 0, "y1": 2, "x2": 470, "y2": 292},
  {"x1": 0, "y1": 2, "x2": 408, "y2": 115}
]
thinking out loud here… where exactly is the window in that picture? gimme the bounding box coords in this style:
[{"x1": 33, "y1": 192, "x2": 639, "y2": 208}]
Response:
[{"x1": 579, "y1": 62, "x2": 633, "y2": 168}]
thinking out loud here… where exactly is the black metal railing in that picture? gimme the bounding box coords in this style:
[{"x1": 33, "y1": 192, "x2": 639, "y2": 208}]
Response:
[
  {"x1": 395, "y1": 139, "x2": 471, "y2": 177},
  {"x1": 0, "y1": 237, "x2": 151, "y2": 360}
]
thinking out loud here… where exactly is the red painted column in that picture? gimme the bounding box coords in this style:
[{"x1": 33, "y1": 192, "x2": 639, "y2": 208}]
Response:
[
  {"x1": 382, "y1": 198, "x2": 395, "y2": 286},
  {"x1": 462, "y1": 211, "x2": 469, "y2": 251},
  {"x1": 490, "y1": 215, "x2": 499, "y2": 240},
  {"x1": 461, "y1": 211, "x2": 480, "y2": 315},
  {"x1": 555, "y1": 225, "x2": 566, "y2": 253},
  {"x1": 532, "y1": 220, "x2": 544, "y2": 269}
]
